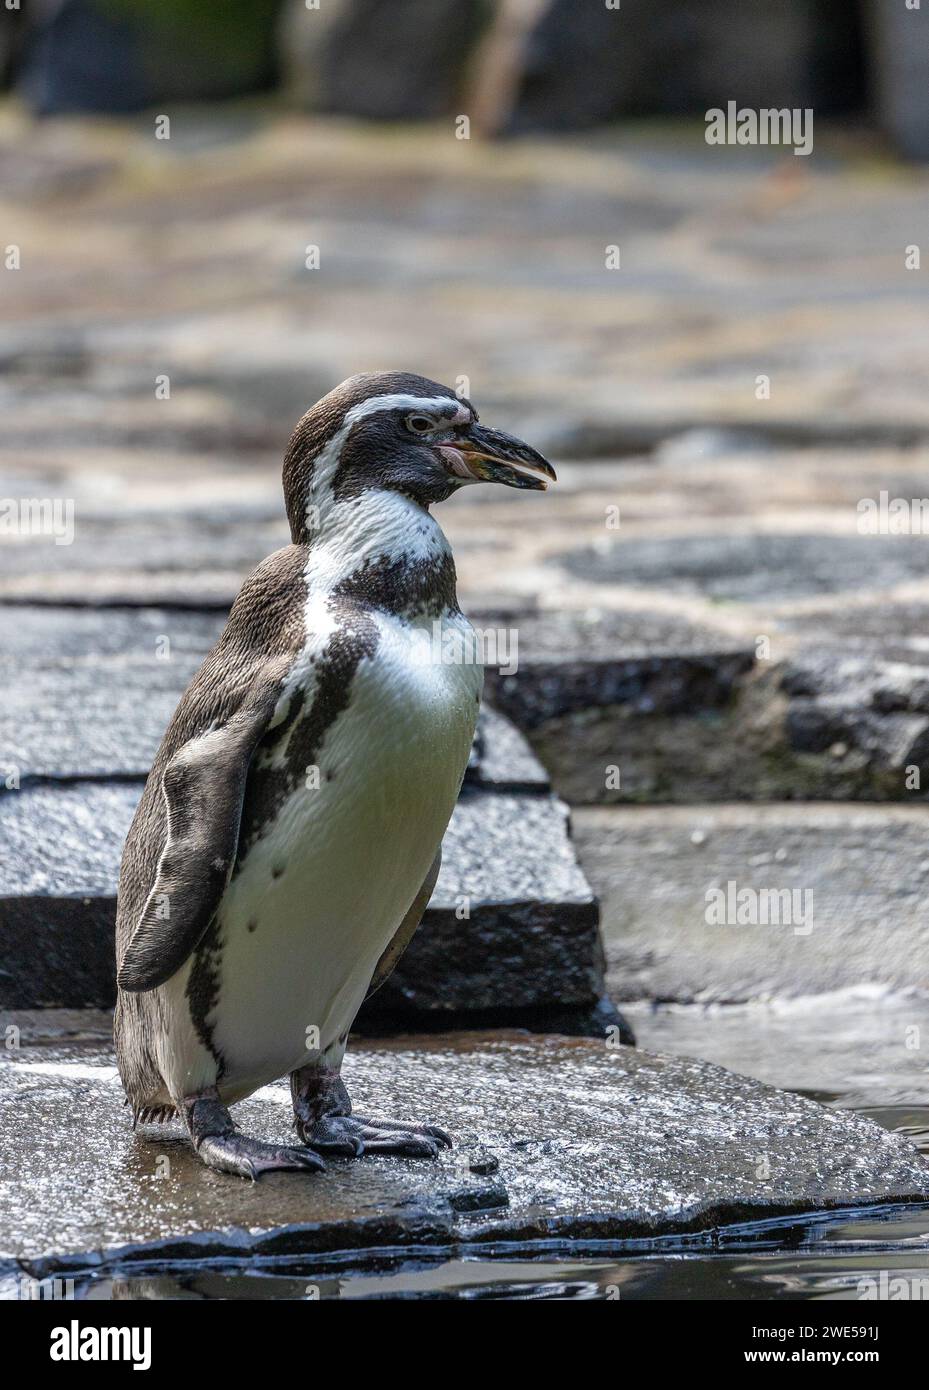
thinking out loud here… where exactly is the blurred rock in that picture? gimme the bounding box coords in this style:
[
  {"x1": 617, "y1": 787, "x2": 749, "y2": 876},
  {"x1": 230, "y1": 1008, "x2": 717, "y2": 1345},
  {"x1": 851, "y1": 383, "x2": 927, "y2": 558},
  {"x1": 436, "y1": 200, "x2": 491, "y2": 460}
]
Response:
[
  {"x1": 575, "y1": 802, "x2": 929, "y2": 1003},
  {"x1": 866, "y1": 0, "x2": 929, "y2": 161},
  {"x1": 479, "y1": 0, "x2": 862, "y2": 135},
  {"x1": 276, "y1": 0, "x2": 347, "y2": 109},
  {"x1": 482, "y1": 608, "x2": 755, "y2": 730},
  {"x1": 16, "y1": 0, "x2": 283, "y2": 114},
  {"x1": 626, "y1": 989, "x2": 929, "y2": 1111},
  {"x1": 780, "y1": 651, "x2": 929, "y2": 788},
  {"x1": 560, "y1": 533, "x2": 929, "y2": 604},
  {"x1": 0, "y1": 4, "x2": 26, "y2": 90},
  {"x1": 653, "y1": 429, "x2": 776, "y2": 467},
  {"x1": 284, "y1": 0, "x2": 489, "y2": 121}
]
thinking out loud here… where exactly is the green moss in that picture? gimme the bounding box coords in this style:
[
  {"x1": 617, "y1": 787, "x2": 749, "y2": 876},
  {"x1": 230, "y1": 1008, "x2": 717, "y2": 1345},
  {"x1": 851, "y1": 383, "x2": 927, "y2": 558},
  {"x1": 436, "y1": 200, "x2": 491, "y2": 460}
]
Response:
[{"x1": 99, "y1": 0, "x2": 281, "y2": 84}]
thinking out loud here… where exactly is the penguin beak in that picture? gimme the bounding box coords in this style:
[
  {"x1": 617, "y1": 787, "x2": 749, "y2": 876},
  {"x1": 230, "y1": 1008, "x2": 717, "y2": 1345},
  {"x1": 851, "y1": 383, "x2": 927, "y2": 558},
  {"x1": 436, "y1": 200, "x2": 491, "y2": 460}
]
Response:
[{"x1": 439, "y1": 424, "x2": 556, "y2": 491}]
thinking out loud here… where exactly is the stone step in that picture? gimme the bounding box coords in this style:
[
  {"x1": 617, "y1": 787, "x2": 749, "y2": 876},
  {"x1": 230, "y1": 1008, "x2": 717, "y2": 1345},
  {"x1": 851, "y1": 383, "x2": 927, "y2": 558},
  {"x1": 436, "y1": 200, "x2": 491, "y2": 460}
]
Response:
[
  {"x1": 0, "y1": 778, "x2": 609, "y2": 1029},
  {"x1": 482, "y1": 608, "x2": 754, "y2": 730},
  {"x1": 1, "y1": 1032, "x2": 926, "y2": 1279},
  {"x1": 572, "y1": 803, "x2": 929, "y2": 1004}
]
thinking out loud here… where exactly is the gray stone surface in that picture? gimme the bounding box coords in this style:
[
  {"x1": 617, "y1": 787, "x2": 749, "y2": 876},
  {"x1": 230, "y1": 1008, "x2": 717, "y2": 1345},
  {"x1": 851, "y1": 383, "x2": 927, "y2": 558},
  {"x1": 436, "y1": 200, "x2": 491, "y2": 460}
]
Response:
[
  {"x1": 560, "y1": 533, "x2": 929, "y2": 603},
  {"x1": 0, "y1": 781, "x2": 605, "y2": 1018},
  {"x1": 468, "y1": 704, "x2": 549, "y2": 792},
  {"x1": 626, "y1": 990, "x2": 929, "y2": 1111},
  {"x1": 0, "y1": 780, "x2": 136, "y2": 901},
  {"x1": 483, "y1": 608, "x2": 755, "y2": 730},
  {"x1": 573, "y1": 803, "x2": 929, "y2": 1004},
  {"x1": 0, "y1": 608, "x2": 225, "y2": 778},
  {"x1": 2, "y1": 1033, "x2": 926, "y2": 1275}
]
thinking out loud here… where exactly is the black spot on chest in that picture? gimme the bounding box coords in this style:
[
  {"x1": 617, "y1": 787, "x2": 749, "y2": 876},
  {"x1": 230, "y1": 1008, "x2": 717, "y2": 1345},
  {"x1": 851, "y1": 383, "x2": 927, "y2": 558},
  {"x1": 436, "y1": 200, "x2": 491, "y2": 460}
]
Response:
[
  {"x1": 333, "y1": 551, "x2": 459, "y2": 618},
  {"x1": 236, "y1": 609, "x2": 380, "y2": 860}
]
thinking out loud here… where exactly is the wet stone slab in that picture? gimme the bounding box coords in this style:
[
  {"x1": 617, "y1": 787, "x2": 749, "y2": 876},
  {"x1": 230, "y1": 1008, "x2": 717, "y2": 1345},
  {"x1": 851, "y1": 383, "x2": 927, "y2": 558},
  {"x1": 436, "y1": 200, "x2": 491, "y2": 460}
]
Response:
[
  {"x1": 573, "y1": 803, "x2": 929, "y2": 1003},
  {"x1": 1, "y1": 1033, "x2": 927, "y2": 1277},
  {"x1": 0, "y1": 608, "x2": 226, "y2": 779},
  {"x1": 559, "y1": 533, "x2": 929, "y2": 602},
  {"x1": 0, "y1": 782, "x2": 603, "y2": 1018},
  {"x1": 625, "y1": 990, "x2": 929, "y2": 1112}
]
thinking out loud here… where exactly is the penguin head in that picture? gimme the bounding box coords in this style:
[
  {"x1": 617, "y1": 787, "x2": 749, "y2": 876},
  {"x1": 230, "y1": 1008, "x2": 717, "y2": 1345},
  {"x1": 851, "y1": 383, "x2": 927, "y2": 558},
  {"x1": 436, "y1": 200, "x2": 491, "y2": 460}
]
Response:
[{"x1": 282, "y1": 371, "x2": 555, "y2": 541}]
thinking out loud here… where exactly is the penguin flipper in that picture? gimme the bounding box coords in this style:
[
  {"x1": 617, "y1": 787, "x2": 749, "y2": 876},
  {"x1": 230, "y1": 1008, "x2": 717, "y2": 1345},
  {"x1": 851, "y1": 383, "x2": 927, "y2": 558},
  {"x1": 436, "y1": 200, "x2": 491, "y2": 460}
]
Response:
[{"x1": 117, "y1": 703, "x2": 274, "y2": 993}]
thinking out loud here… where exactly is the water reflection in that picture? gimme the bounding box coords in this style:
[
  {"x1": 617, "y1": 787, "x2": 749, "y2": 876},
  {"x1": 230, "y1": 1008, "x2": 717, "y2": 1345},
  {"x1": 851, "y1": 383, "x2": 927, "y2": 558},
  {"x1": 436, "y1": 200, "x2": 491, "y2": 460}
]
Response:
[{"x1": 69, "y1": 1199, "x2": 929, "y2": 1302}]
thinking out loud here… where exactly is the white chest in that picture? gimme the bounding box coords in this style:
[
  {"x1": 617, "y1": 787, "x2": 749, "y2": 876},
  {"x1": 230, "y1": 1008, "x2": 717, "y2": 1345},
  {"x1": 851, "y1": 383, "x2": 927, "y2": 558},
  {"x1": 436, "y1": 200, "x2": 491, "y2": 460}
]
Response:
[{"x1": 194, "y1": 607, "x2": 481, "y2": 1094}]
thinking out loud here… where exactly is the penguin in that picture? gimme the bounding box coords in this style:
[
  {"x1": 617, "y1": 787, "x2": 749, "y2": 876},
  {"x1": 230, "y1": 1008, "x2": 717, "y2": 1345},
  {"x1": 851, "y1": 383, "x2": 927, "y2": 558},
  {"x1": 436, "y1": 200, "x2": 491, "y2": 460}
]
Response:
[{"x1": 114, "y1": 371, "x2": 555, "y2": 1178}]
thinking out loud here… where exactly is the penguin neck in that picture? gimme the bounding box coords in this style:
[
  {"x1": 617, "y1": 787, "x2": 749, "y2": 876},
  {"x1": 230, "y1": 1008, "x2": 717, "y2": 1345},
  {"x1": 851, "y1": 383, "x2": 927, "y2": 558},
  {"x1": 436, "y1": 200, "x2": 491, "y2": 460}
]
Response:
[{"x1": 302, "y1": 488, "x2": 459, "y2": 623}]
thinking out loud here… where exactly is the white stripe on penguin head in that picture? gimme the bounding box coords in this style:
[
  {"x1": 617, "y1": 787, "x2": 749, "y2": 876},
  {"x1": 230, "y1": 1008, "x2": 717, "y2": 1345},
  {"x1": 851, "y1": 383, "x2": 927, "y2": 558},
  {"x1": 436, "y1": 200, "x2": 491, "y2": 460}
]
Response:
[
  {"x1": 305, "y1": 393, "x2": 470, "y2": 528},
  {"x1": 302, "y1": 392, "x2": 471, "y2": 594}
]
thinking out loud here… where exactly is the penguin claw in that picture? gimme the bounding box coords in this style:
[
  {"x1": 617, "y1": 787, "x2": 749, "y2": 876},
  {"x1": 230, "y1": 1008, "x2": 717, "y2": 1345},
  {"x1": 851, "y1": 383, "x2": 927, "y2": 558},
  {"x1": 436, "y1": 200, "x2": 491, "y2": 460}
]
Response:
[
  {"x1": 298, "y1": 1113, "x2": 452, "y2": 1160},
  {"x1": 355, "y1": 1115, "x2": 453, "y2": 1151},
  {"x1": 422, "y1": 1124, "x2": 453, "y2": 1149},
  {"x1": 197, "y1": 1134, "x2": 326, "y2": 1180},
  {"x1": 360, "y1": 1134, "x2": 443, "y2": 1159}
]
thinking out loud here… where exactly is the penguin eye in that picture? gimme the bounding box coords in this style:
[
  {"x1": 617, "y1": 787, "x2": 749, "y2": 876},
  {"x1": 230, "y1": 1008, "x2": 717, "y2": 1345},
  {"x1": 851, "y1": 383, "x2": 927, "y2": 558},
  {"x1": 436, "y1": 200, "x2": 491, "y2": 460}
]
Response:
[{"x1": 405, "y1": 413, "x2": 437, "y2": 435}]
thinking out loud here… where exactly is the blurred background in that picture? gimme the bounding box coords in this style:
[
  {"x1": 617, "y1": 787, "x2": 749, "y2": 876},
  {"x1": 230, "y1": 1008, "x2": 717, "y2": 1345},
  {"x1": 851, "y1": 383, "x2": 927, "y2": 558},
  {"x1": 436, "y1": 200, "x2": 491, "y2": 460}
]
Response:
[{"x1": 2, "y1": 0, "x2": 929, "y2": 1163}]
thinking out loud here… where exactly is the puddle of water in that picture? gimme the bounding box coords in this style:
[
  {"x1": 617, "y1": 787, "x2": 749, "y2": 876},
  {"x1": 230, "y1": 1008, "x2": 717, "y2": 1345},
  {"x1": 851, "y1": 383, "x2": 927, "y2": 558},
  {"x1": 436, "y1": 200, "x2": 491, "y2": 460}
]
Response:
[{"x1": 33, "y1": 1199, "x2": 929, "y2": 1302}]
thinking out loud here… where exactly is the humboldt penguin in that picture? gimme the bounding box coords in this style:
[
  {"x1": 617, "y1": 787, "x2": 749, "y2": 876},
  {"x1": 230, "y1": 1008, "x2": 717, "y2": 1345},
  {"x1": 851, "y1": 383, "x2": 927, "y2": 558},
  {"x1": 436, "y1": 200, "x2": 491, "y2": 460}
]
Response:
[{"x1": 114, "y1": 371, "x2": 555, "y2": 1177}]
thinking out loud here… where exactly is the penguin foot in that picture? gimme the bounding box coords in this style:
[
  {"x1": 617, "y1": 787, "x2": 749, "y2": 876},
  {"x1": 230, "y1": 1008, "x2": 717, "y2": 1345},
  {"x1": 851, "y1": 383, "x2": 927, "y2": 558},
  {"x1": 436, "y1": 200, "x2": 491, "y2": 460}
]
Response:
[
  {"x1": 290, "y1": 1061, "x2": 452, "y2": 1159},
  {"x1": 198, "y1": 1133, "x2": 326, "y2": 1180},
  {"x1": 299, "y1": 1113, "x2": 452, "y2": 1159},
  {"x1": 183, "y1": 1090, "x2": 325, "y2": 1180}
]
